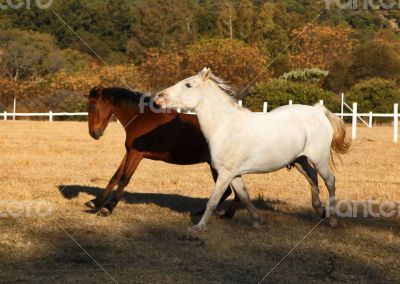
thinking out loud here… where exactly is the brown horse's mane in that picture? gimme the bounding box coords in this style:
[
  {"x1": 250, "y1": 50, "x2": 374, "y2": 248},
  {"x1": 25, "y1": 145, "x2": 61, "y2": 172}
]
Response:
[{"x1": 90, "y1": 86, "x2": 154, "y2": 107}]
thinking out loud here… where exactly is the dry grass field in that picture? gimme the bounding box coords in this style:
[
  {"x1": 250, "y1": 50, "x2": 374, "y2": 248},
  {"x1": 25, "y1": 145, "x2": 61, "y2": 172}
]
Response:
[{"x1": 0, "y1": 121, "x2": 399, "y2": 283}]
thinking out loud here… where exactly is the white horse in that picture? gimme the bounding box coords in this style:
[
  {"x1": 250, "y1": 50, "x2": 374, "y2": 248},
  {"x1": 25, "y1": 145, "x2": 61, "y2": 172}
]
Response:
[{"x1": 155, "y1": 68, "x2": 351, "y2": 232}]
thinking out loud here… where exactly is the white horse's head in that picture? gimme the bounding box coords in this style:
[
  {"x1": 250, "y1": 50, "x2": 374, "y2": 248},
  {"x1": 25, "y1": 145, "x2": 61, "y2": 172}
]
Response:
[{"x1": 155, "y1": 67, "x2": 214, "y2": 109}]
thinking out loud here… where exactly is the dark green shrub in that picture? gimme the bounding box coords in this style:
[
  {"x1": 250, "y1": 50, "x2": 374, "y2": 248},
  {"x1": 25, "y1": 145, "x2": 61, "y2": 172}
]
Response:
[
  {"x1": 245, "y1": 79, "x2": 339, "y2": 112},
  {"x1": 347, "y1": 78, "x2": 400, "y2": 114}
]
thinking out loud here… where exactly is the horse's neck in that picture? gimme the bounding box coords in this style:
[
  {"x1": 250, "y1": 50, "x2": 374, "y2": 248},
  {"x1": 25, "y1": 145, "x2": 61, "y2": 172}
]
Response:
[
  {"x1": 112, "y1": 103, "x2": 138, "y2": 128},
  {"x1": 195, "y1": 86, "x2": 239, "y2": 141}
]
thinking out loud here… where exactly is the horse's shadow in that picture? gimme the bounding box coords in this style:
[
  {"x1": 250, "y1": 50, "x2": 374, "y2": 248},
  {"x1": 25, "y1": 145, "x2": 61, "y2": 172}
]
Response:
[
  {"x1": 57, "y1": 185, "x2": 283, "y2": 216},
  {"x1": 57, "y1": 185, "x2": 400, "y2": 230}
]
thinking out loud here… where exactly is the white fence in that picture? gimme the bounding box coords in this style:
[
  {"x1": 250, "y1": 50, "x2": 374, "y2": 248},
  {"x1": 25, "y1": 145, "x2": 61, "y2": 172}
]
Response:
[{"x1": 1, "y1": 100, "x2": 399, "y2": 144}]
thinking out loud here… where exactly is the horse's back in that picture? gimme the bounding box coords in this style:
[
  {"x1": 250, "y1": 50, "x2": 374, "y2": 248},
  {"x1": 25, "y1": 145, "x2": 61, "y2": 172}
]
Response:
[
  {"x1": 216, "y1": 104, "x2": 333, "y2": 172},
  {"x1": 267, "y1": 104, "x2": 333, "y2": 163}
]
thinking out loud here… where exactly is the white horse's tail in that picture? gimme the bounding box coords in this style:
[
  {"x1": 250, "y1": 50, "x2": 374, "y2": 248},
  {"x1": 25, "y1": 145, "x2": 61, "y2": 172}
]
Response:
[{"x1": 316, "y1": 104, "x2": 351, "y2": 168}]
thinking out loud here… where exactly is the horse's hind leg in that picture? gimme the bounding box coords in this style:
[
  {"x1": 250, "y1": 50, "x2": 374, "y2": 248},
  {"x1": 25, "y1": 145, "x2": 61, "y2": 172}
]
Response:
[
  {"x1": 210, "y1": 166, "x2": 241, "y2": 219},
  {"x1": 85, "y1": 152, "x2": 128, "y2": 210},
  {"x1": 230, "y1": 177, "x2": 263, "y2": 228},
  {"x1": 293, "y1": 156, "x2": 325, "y2": 218},
  {"x1": 314, "y1": 161, "x2": 338, "y2": 228}
]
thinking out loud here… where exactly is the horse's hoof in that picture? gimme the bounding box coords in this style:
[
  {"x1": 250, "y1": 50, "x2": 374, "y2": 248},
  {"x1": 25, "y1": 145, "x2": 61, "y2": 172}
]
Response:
[
  {"x1": 328, "y1": 217, "x2": 338, "y2": 228},
  {"x1": 192, "y1": 210, "x2": 205, "y2": 217},
  {"x1": 97, "y1": 207, "x2": 111, "y2": 217},
  {"x1": 220, "y1": 209, "x2": 236, "y2": 220},
  {"x1": 316, "y1": 207, "x2": 326, "y2": 219},
  {"x1": 217, "y1": 212, "x2": 234, "y2": 220},
  {"x1": 256, "y1": 215, "x2": 266, "y2": 224},
  {"x1": 85, "y1": 200, "x2": 96, "y2": 209},
  {"x1": 252, "y1": 222, "x2": 263, "y2": 229},
  {"x1": 188, "y1": 224, "x2": 206, "y2": 233}
]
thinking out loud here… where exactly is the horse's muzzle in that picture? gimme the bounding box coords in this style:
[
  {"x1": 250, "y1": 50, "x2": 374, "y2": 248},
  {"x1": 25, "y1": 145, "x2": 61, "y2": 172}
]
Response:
[
  {"x1": 90, "y1": 129, "x2": 103, "y2": 140},
  {"x1": 155, "y1": 92, "x2": 167, "y2": 107}
]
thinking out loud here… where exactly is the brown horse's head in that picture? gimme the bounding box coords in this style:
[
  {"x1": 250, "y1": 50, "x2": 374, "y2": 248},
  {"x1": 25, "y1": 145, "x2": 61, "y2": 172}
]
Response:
[{"x1": 87, "y1": 86, "x2": 113, "y2": 140}]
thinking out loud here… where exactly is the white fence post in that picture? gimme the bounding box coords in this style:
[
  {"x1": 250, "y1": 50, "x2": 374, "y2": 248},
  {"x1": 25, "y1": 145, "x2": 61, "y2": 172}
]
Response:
[
  {"x1": 263, "y1": 102, "x2": 268, "y2": 113},
  {"x1": 13, "y1": 97, "x2": 16, "y2": 121},
  {"x1": 394, "y1": 103, "x2": 398, "y2": 144},
  {"x1": 319, "y1": 100, "x2": 324, "y2": 106},
  {"x1": 368, "y1": 112, "x2": 373, "y2": 128},
  {"x1": 289, "y1": 100, "x2": 293, "y2": 105},
  {"x1": 49, "y1": 111, "x2": 53, "y2": 122},
  {"x1": 341, "y1": 93, "x2": 344, "y2": 119},
  {"x1": 3, "y1": 111, "x2": 7, "y2": 121},
  {"x1": 238, "y1": 100, "x2": 243, "y2": 107},
  {"x1": 352, "y1": 102, "x2": 357, "y2": 139},
  {"x1": 177, "y1": 108, "x2": 181, "y2": 113}
]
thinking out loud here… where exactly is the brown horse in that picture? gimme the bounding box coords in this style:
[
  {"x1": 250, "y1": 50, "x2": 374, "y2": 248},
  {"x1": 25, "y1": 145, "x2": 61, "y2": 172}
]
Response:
[{"x1": 85, "y1": 86, "x2": 241, "y2": 217}]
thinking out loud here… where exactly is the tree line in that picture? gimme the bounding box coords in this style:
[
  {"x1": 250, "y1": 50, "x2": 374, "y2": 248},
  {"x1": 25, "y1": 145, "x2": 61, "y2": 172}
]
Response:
[{"x1": 0, "y1": 0, "x2": 400, "y2": 115}]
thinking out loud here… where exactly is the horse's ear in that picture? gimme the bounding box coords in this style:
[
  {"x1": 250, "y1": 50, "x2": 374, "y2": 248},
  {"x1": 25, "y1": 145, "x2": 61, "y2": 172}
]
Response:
[
  {"x1": 200, "y1": 67, "x2": 211, "y2": 81},
  {"x1": 89, "y1": 85, "x2": 104, "y2": 99}
]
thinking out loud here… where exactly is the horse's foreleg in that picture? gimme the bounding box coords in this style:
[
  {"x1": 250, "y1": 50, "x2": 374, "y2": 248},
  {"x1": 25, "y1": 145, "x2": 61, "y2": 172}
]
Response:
[
  {"x1": 189, "y1": 172, "x2": 233, "y2": 232},
  {"x1": 85, "y1": 153, "x2": 128, "y2": 210},
  {"x1": 100, "y1": 150, "x2": 142, "y2": 215}
]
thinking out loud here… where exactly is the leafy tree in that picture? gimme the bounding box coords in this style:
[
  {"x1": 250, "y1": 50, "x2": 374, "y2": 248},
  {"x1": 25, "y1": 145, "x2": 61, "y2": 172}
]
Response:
[
  {"x1": 289, "y1": 26, "x2": 353, "y2": 70},
  {"x1": 252, "y1": 2, "x2": 275, "y2": 42},
  {"x1": 237, "y1": 0, "x2": 254, "y2": 42},
  {"x1": 350, "y1": 42, "x2": 400, "y2": 83},
  {"x1": 184, "y1": 37, "x2": 268, "y2": 91},
  {"x1": 326, "y1": 41, "x2": 400, "y2": 92},
  {"x1": 253, "y1": 3, "x2": 290, "y2": 76},
  {"x1": 131, "y1": 0, "x2": 195, "y2": 50},
  {"x1": 68, "y1": 31, "x2": 113, "y2": 60},
  {"x1": 139, "y1": 49, "x2": 185, "y2": 91},
  {"x1": 195, "y1": 0, "x2": 218, "y2": 36},
  {"x1": 0, "y1": 30, "x2": 65, "y2": 80},
  {"x1": 323, "y1": 55, "x2": 354, "y2": 92},
  {"x1": 216, "y1": 0, "x2": 237, "y2": 39}
]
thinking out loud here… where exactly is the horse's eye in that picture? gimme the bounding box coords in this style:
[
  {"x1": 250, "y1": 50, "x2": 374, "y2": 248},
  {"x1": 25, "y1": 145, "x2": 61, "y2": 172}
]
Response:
[
  {"x1": 185, "y1": 83, "x2": 192, "y2": 88},
  {"x1": 90, "y1": 104, "x2": 96, "y2": 110}
]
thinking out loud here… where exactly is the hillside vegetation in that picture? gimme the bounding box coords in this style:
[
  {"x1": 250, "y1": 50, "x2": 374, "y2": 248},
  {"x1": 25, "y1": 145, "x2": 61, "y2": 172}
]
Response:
[{"x1": 1, "y1": 0, "x2": 400, "y2": 113}]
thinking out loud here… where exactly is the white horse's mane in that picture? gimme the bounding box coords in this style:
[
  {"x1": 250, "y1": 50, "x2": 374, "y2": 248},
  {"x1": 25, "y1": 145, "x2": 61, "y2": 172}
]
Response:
[{"x1": 208, "y1": 73, "x2": 237, "y2": 98}]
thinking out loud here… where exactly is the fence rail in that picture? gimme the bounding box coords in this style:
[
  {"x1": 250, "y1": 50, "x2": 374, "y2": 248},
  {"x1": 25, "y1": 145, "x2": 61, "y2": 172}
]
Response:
[{"x1": 2, "y1": 101, "x2": 399, "y2": 143}]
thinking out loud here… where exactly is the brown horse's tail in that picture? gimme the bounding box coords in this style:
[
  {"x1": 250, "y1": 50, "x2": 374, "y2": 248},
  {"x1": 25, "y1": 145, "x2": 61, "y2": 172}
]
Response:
[{"x1": 317, "y1": 105, "x2": 351, "y2": 169}]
